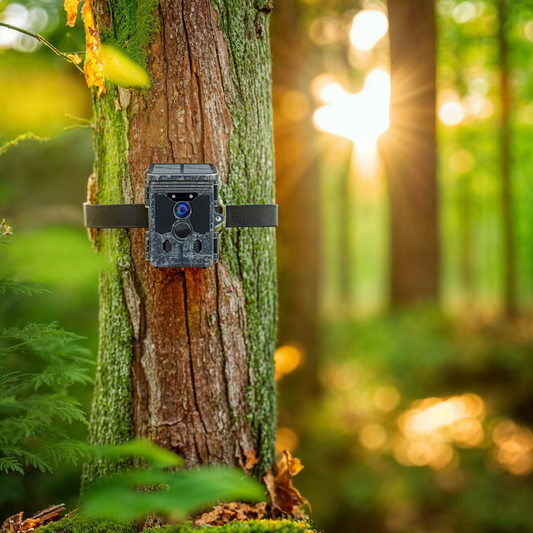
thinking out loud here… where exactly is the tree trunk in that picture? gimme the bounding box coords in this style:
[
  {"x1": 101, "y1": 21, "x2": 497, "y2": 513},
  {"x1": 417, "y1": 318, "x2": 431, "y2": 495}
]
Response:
[
  {"x1": 83, "y1": 0, "x2": 277, "y2": 487},
  {"x1": 497, "y1": 0, "x2": 516, "y2": 318},
  {"x1": 379, "y1": 0, "x2": 439, "y2": 307}
]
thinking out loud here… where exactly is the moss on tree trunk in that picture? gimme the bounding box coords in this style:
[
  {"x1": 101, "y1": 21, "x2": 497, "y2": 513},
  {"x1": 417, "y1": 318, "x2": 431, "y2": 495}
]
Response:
[{"x1": 83, "y1": 0, "x2": 277, "y2": 488}]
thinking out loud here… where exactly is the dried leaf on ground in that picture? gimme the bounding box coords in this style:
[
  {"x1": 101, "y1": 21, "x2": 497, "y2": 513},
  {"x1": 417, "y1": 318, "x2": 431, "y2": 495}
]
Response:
[
  {"x1": 64, "y1": 0, "x2": 81, "y2": 27},
  {"x1": 82, "y1": 0, "x2": 105, "y2": 97},
  {"x1": 264, "y1": 450, "x2": 309, "y2": 518},
  {"x1": 1, "y1": 504, "x2": 65, "y2": 533},
  {"x1": 195, "y1": 502, "x2": 267, "y2": 526}
]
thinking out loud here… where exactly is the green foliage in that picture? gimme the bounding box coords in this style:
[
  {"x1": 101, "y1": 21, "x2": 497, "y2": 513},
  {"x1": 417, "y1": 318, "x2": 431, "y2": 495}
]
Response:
[
  {"x1": 0, "y1": 224, "x2": 94, "y2": 475},
  {"x1": 83, "y1": 440, "x2": 265, "y2": 522},
  {"x1": 288, "y1": 309, "x2": 533, "y2": 533},
  {"x1": 38, "y1": 514, "x2": 314, "y2": 533}
]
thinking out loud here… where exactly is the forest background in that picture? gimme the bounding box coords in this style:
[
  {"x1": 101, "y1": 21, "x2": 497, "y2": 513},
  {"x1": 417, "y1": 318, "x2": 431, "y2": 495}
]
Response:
[{"x1": 2, "y1": 0, "x2": 533, "y2": 532}]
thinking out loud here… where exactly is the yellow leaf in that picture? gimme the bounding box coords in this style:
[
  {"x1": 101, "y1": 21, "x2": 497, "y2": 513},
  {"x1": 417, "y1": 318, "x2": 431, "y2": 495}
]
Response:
[
  {"x1": 82, "y1": 0, "x2": 105, "y2": 98},
  {"x1": 64, "y1": 0, "x2": 81, "y2": 27},
  {"x1": 96, "y1": 44, "x2": 151, "y2": 88},
  {"x1": 67, "y1": 53, "x2": 82, "y2": 65}
]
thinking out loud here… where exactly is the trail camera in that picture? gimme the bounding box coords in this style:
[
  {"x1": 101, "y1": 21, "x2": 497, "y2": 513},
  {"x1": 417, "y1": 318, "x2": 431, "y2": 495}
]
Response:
[{"x1": 84, "y1": 164, "x2": 277, "y2": 268}]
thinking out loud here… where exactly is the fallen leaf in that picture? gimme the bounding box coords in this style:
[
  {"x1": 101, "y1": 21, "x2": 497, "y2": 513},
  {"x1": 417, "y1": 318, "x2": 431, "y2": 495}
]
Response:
[
  {"x1": 195, "y1": 502, "x2": 267, "y2": 526},
  {"x1": 1, "y1": 504, "x2": 65, "y2": 533},
  {"x1": 264, "y1": 450, "x2": 309, "y2": 518},
  {"x1": 64, "y1": 0, "x2": 81, "y2": 27},
  {"x1": 96, "y1": 44, "x2": 151, "y2": 88},
  {"x1": 82, "y1": 0, "x2": 105, "y2": 98},
  {"x1": 244, "y1": 449, "x2": 259, "y2": 470}
]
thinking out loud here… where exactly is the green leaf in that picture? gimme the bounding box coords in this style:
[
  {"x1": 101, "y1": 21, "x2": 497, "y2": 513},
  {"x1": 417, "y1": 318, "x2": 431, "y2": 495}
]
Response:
[
  {"x1": 95, "y1": 439, "x2": 183, "y2": 469},
  {"x1": 83, "y1": 467, "x2": 266, "y2": 521},
  {"x1": 97, "y1": 44, "x2": 150, "y2": 88}
]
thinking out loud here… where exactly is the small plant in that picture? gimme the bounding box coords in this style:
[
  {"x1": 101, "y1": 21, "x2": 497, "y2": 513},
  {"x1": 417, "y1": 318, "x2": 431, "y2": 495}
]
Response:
[
  {"x1": 0, "y1": 221, "x2": 93, "y2": 474},
  {"x1": 83, "y1": 439, "x2": 266, "y2": 523}
]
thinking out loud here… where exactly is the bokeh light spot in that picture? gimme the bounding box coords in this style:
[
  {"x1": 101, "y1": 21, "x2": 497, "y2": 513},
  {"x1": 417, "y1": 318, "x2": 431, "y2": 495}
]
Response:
[
  {"x1": 374, "y1": 386, "x2": 401, "y2": 412},
  {"x1": 276, "y1": 427, "x2": 299, "y2": 455},
  {"x1": 439, "y1": 101, "x2": 465, "y2": 126},
  {"x1": 349, "y1": 9, "x2": 388, "y2": 52},
  {"x1": 449, "y1": 150, "x2": 475, "y2": 173},
  {"x1": 360, "y1": 423, "x2": 387, "y2": 450},
  {"x1": 274, "y1": 345, "x2": 303, "y2": 381}
]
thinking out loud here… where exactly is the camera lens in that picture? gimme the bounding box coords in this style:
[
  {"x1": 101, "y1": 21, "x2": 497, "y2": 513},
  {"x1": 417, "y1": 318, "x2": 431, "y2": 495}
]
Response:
[{"x1": 174, "y1": 201, "x2": 191, "y2": 218}]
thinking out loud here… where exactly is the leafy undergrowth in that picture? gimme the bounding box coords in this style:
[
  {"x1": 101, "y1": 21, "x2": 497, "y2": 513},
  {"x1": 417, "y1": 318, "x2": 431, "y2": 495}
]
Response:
[{"x1": 37, "y1": 515, "x2": 316, "y2": 533}]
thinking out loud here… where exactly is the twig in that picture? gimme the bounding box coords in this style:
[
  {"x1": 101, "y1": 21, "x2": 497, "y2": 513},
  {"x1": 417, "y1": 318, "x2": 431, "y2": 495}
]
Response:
[
  {"x1": 64, "y1": 114, "x2": 94, "y2": 131},
  {"x1": 0, "y1": 21, "x2": 84, "y2": 73},
  {"x1": 0, "y1": 132, "x2": 50, "y2": 157}
]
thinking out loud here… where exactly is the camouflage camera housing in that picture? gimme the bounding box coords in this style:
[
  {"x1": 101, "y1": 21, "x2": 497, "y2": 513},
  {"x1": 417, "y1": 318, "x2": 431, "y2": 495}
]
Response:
[{"x1": 145, "y1": 164, "x2": 225, "y2": 268}]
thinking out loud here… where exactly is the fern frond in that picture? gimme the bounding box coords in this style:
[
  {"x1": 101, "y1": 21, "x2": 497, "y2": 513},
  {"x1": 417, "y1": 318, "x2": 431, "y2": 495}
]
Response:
[
  {"x1": 0, "y1": 279, "x2": 50, "y2": 296},
  {"x1": 2, "y1": 446, "x2": 53, "y2": 472},
  {"x1": 31, "y1": 364, "x2": 93, "y2": 390},
  {"x1": 0, "y1": 456, "x2": 24, "y2": 474},
  {"x1": 31, "y1": 393, "x2": 88, "y2": 425},
  {"x1": 0, "y1": 322, "x2": 84, "y2": 343},
  {"x1": 41, "y1": 439, "x2": 91, "y2": 466}
]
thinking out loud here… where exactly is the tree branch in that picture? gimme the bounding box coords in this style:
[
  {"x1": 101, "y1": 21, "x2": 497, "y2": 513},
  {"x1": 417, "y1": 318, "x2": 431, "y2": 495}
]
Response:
[{"x1": 0, "y1": 21, "x2": 84, "y2": 73}]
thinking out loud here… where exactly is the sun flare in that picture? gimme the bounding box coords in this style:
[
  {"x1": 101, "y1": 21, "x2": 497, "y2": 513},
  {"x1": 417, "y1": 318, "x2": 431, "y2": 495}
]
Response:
[{"x1": 313, "y1": 69, "x2": 391, "y2": 154}]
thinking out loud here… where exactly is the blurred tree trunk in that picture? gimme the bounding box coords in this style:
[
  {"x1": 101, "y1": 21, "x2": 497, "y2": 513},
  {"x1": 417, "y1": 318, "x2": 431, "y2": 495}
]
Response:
[
  {"x1": 459, "y1": 174, "x2": 474, "y2": 306},
  {"x1": 83, "y1": 0, "x2": 277, "y2": 486},
  {"x1": 339, "y1": 153, "x2": 353, "y2": 312},
  {"x1": 497, "y1": 0, "x2": 516, "y2": 318},
  {"x1": 271, "y1": 0, "x2": 321, "y2": 381},
  {"x1": 379, "y1": 0, "x2": 439, "y2": 306}
]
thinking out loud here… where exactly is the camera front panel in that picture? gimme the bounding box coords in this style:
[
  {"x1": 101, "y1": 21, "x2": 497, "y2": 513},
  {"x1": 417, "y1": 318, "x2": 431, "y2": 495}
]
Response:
[{"x1": 145, "y1": 165, "x2": 219, "y2": 268}]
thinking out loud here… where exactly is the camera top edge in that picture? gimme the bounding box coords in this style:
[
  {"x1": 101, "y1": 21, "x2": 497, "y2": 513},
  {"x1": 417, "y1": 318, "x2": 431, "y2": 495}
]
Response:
[{"x1": 147, "y1": 163, "x2": 218, "y2": 178}]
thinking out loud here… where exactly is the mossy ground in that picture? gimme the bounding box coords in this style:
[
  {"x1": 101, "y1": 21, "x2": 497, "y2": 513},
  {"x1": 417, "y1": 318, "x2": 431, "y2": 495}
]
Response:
[{"x1": 38, "y1": 516, "x2": 316, "y2": 533}]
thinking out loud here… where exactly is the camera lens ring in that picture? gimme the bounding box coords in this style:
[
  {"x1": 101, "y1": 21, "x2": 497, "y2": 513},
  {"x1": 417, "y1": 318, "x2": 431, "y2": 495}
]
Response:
[{"x1": 174, "y1": 201, "x2": 191, "y2": 219}]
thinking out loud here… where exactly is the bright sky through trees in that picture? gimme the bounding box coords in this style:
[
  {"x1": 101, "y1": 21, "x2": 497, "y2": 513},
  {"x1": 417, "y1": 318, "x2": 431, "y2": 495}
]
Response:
[
  {"x1": 313, "y1": 69, "x2": 391, "y2": 154},
  {"x1": 349, "y1": 9, "x2": 388, "y2": 51}
]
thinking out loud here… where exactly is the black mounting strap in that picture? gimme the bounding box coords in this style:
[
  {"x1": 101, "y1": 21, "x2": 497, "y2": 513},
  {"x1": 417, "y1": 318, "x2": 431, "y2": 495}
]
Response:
[
  {"x1": 84, "y1": 203, "x2": 149, "y2": 228},
  {"x1": 84, "y1": 203, "x2": 278, "y2": 229},
  {"x1": 225, "y1": 205, "x2": 278, "y2": 228}
]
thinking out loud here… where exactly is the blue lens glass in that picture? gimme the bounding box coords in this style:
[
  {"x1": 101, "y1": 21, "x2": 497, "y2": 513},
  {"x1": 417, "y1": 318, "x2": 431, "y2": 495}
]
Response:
[{"x1": 174, "y1": 201, "x2": 191, "y2": 218}]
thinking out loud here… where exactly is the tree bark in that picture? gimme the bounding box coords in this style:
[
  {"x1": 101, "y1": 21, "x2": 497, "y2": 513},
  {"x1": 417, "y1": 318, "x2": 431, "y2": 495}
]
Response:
[
  {"x1": 83, "y1": 0, "x2": 277, "y2": 486},
  {"x1": 379, "y1": 0, "x2": 439, "y2": 307},
  {"x1": 497, "y1": 0, "x2": 516, "y2": 318}
]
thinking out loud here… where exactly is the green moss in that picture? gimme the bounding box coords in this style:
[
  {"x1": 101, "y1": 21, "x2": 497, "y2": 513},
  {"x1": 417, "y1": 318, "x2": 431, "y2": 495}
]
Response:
[
  {"x1": 158, "y1": 519, "x2": 315, "y2": 532},
  {"x1": 38, "y1": 516, "x2": 135, "y2": 533},
  {"x1": 81, "y1": 87, "x2": 136, "y2": 490},
  {"x1": 100, "y1": 0, "x2": 160, "y2": 68},
  {"x1": 211, "y1": 0, "x2": 278, "y2": 475},
  {"x1": 39, "y1": 516, "x2": 315, "y2": 533}
]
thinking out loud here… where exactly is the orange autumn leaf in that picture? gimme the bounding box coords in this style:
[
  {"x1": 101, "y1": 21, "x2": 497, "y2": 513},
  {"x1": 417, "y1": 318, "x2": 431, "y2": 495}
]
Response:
[
  {"x1": 263, "y1": 450, "x2": 309, "y2": 519},
  {"x1": 82, "y1": 0, "x2": 105, "y2": 97},
  {"x1": 64, "y1": 0, "x2": 81, "y2": 27},
  {"x1": 67, "y1": 53, "x2": 82, "y2": 65},
  {"x1": 244, "y1": 449, "x2": 259, "y2": 470}
]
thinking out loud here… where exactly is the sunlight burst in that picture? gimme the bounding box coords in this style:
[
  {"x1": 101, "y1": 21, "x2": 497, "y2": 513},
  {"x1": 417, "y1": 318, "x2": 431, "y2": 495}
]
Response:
[
  {"x1": 313, "y1": 69, "x2": 391, "y2": 154},
  {"x1": 349, "y1": 9, "x2": 389, "y2": 51}
]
